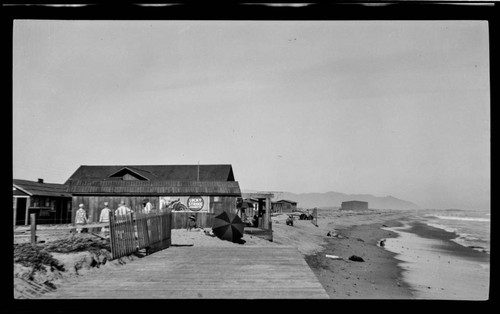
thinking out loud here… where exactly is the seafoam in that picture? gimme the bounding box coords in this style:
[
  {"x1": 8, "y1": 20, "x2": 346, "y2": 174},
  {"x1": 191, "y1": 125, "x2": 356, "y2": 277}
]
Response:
[{"x1": 418, "y1": 209, "x2": 490, "y2": 254}]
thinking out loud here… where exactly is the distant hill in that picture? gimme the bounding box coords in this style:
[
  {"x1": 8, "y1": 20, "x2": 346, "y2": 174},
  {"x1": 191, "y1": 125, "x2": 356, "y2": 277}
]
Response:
[{"x1": 242, "y1": 190, "x2": 420, "y2": 210}]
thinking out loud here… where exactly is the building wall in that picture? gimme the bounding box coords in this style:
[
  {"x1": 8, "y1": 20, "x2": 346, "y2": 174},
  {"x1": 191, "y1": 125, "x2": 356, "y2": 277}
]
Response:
[
  {"x1": 276, "y1": 202, "x2": 297, "y2": 213},
  {"x1": 272, "y1": 203, "x2": 282, "y2": 213},
  {"x1": 71, "y1": 195, "x2": 238, "y2": 228},
  {"x1": 341, "y1": 201, "x2": 368, "y2": 211},
  {"x1": 172, "y1": 195, "x2": 237, "y2": 229},
  {"x1": 72, "y1": 196, "x2": 160, "y2": 223},
  {"x1": 210, "y1": 196, "x2": 237, "y2": 216},
  {"x1": 14, "y1": 196, "x2": 71, "y2": 226}
]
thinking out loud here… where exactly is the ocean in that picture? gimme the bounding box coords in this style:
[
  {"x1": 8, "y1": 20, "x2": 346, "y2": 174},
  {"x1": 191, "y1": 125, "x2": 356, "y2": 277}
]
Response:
[
  {"x1": 417, "y1": 208, "x2": 490, "y2": 254},
  {"x1": 382, "y1": 208, "x2": 490, "y2": 300}
]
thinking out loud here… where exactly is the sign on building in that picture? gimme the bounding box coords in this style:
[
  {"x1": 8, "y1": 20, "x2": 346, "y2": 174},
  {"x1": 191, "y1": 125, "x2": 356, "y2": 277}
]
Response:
[{"x1": 159, "y1": 196, "x2": 210, "y2": 212}]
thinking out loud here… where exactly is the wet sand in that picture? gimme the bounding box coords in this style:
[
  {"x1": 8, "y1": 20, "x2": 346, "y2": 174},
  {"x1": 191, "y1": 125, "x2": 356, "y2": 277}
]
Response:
[
  {"x1": 304, "y1": 219, "x2": 414, "y2": 299},
  {"x1": 298, "y1": 209, "x2": 490, "y2": 300},
  {"x1": 382, "y1": 221, "x2": 490, "y2": 300},
  {"x1": 271, "y1": 209, "x2": 417, "y2": 299}
]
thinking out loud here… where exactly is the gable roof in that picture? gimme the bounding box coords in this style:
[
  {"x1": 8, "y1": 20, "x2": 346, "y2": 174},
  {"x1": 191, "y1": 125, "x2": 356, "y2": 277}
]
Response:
[
  {"x1": 275, "y1": 199, "x2": 298, "y2": 205},
  {"x1": 13, "y1": 179, "x2": 71, "y2": 197},
  {"x1": 67, "y1": 180, "x2": 241, "y2": 196},
  {"x1": 108, "y1": 167, "x2": 151, "y2": 181},
  {"x1": 65, "y1": 164, "x2": 236, "y2": 183}
]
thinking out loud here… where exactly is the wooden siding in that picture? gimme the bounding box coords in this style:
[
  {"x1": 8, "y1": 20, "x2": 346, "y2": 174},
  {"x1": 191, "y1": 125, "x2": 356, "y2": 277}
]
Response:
[
  {"x1": 160, "y1": 196, "x2": 237, "y2": 229},
  {"x1": 72, "y1": 196, "x2": 160, "y2": 224},
  {"x1": 272, "y1": 202, "x2": 296, "y2": 213},
  {"x1": 171, "y1": 212, "x2": 214, "y2": 229},
  {"x1": 121, "y1": 173, "x2": 142, "y2": 181},
  {"x1": 15, "y1": 196, "x2": 71, "y2": 225},
  {"x1": 210, "y1": 195, "x2": 237, "y2": 216},
  {"x1": 72, "y1": 195, "x2": 238, "y2": 228}
]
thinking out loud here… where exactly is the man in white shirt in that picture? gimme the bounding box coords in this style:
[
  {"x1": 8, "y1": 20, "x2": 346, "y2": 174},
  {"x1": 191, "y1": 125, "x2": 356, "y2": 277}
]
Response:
[
  {"x1": 115, "y1": 201, "x2": 131, "y2": 216},
  {"x1": 143, "y1": 198, "x2": 152, "y2": 214}
]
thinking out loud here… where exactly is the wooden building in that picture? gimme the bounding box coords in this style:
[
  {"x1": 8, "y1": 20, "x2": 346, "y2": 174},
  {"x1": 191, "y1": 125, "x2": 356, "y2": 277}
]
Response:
[
  {"x1": 340, "y1": 200, "x2": 369, "y2": 211},
  {"x1": 240, "y1": 192, "x2": 274, "y2": 241},
  {"x1": 271, "y1": 200, "x2": 298, "y2": 214},
  {"x1": 13, "y1": 179, "x2": 72, "y2": 226},
  {"x1": 65, "y1": 164, "x2": 241, "y2": 229}
]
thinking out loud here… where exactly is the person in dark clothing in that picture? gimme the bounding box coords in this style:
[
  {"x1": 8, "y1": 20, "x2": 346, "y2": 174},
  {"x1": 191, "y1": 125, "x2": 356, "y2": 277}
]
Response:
[{"x1": 252, "y1": 214, "x2": 259, "y2": 227}]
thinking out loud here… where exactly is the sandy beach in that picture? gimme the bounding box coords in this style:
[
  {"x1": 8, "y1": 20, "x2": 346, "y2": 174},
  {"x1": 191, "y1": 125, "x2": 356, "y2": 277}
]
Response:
[
  {"x1": 286, "y1": 208, "x2": 490, "y2": 300},
  {"x1": 14, "y1": 208, "x2": 490, "y2": 300},
  {"x1": 382, "y1": 221, "x2": 490, "y2": 300},
  {"x1": 272, "y1": 209, "x2": 416, "y2": 299}
]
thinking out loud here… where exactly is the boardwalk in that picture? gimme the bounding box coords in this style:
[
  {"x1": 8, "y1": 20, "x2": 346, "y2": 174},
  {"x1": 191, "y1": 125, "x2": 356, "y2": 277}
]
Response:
[{"x1": 41, "y1": 246, "x2": 329, "y2": 299}]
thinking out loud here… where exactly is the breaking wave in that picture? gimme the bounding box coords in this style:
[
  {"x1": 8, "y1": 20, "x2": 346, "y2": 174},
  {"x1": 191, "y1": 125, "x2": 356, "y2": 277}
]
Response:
[{"x1": 432, "y1": 215, "x2": 490, "y2": 223}]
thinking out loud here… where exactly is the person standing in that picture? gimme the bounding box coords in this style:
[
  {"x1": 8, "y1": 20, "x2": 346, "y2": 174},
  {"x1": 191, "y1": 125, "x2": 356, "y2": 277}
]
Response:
[
  {"x1": 187, "y1": 214, "x2": 196, "y2": 231},
  {"x1": 75, "y1": 204, "x2": 88, "y2": 233},
  {"x1": 99, "y1": 202, "x2": 111, "y2": 236},
  {"x1": 143, "y1": 198, "x2": 152, "y2": 214},
  {"x1": 115, "y1": 201, "x2": 131, "y2": 217},
  {"x1": 159, "y1": 197, "x2": 169, "y2": 212}
]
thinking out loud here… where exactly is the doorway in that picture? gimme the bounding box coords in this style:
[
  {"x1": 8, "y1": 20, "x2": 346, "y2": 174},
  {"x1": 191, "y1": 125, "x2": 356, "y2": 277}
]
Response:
[{"x1": 16, "y1": 198, "x2": 27, "y2": 225}]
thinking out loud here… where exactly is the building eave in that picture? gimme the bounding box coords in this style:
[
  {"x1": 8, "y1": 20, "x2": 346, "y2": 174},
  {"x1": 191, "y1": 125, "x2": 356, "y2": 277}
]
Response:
[{"x1": 13, "y1": 184, "x2": 33, "y2": 196}]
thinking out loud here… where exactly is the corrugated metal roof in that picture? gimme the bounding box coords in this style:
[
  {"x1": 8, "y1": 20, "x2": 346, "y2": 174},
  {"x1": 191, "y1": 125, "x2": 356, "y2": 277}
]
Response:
[
  {"x1": 13, "y1": 179, "x2": 71, "y2": 197},
  {"x1": 65, "y1": 164, "x2": 235, "y2": 183},
  {"x1": 67, "y1": 180, "x2": 241, "y2": 196}
]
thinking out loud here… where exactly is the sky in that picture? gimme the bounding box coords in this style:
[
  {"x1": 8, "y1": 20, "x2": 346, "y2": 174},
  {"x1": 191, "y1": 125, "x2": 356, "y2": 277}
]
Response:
[{"x1": 13, "y1": 20, "x2": 490, "y2": 210}]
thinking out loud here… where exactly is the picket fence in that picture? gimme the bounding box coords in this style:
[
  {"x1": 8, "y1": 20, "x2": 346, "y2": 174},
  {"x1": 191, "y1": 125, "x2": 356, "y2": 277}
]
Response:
[{"x1": 108, "y1": 210, "x2": 171, "y2": 260}]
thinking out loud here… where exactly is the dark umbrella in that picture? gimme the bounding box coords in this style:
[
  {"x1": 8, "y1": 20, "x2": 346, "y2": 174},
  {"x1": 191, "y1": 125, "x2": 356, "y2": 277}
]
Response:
[{"x1": 212, "y1": 211, "x2": 245, "y2": 243}]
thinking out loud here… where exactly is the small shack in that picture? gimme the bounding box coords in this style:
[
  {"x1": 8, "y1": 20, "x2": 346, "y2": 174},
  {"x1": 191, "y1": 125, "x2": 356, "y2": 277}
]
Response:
[
  {"x1": 13, "y1": 179, "x2": 72, "y2": 226},
  {"x1": 65, "y1": 164, "x2": 241, "y2": 229},
  {"x1": 241, "y1": 192, "x2": 274, "y2": 241},
  {"x1": 272, "y1": 199, "x2": 298, "y2": 214},
  {"x1": 340, "y1": 200, "x2": 369, "y2": 211}
]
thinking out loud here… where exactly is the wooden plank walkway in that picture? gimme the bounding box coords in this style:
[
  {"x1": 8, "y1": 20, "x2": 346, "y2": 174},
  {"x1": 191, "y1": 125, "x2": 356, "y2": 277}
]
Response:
[
  {"x1": 244, "y1": 227, "x2": 273, "y2": 241},
  {"x1": 40, "y1": 246, "x2": 329, "y2": 299}
]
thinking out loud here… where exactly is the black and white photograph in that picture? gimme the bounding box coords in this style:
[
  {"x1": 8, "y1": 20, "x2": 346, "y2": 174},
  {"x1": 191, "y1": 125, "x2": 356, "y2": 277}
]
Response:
[{"x1": 9, "y1": 3, "x2": 493, "y2": 302}]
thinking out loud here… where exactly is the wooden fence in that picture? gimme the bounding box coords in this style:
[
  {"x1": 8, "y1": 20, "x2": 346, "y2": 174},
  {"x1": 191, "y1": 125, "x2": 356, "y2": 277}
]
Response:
[
  {"x1": 108, "y1": 210, "x2": 171, "y2": 260},
  {"x1": 170, "y1": 211, "x2": 215, "y2": 230}
]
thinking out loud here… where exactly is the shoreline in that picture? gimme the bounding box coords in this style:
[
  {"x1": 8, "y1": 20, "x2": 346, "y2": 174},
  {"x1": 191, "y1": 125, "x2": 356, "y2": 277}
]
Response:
[
  {"x1": 382, "y1": 221, "x2": 490, "y2": 300},
  {"x1": 399, "y1": 220, "x2": 490, "y2": 259},
  {"x1": 304, "y1": 218, "x2": 415, "y2": 299},
  {"x1": 303, "y1": 211, "x2": 490, "y2": 300}
]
